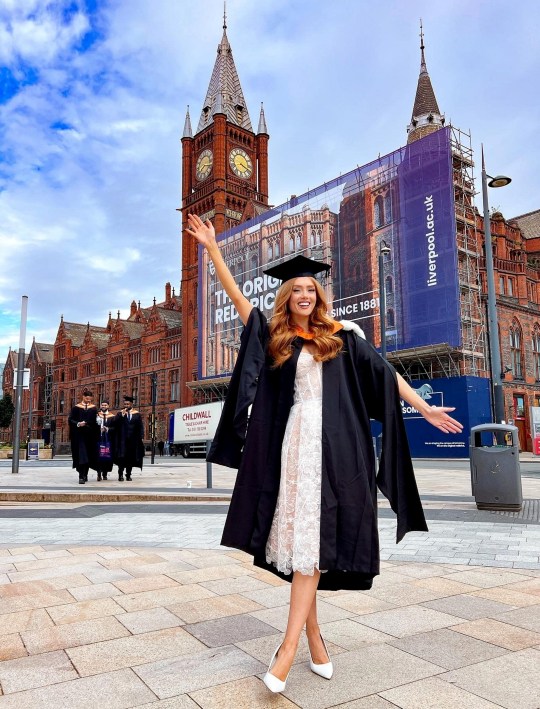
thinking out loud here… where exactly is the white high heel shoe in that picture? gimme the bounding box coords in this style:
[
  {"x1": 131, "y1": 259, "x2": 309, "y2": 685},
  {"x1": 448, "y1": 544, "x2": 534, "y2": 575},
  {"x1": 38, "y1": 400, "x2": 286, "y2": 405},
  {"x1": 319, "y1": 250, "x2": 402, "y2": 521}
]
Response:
[
  {"x1": 263, "y1": 644, "x2": 290, "y2": 693},
  {"x1": 308, "y1": 634, "x2": 333, "y2": 679}
]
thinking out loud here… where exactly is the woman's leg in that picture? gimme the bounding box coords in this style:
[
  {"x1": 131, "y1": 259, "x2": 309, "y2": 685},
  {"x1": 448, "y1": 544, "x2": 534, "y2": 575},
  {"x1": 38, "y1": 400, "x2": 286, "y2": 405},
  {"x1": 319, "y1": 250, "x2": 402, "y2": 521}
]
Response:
[
  {"x1": 270, "y1": 570, "x2": 320, "y2": 681},
  {"x1": 305, "y1": 594, "x2": 330, "y2": 664}
]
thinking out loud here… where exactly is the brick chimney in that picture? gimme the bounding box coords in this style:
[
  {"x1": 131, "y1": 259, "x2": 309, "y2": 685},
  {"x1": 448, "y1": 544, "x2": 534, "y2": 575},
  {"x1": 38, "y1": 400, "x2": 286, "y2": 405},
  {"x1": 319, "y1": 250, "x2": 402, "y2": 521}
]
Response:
[
  {"x1": 130, "y1": 300, "x2": 137, "y2": 316},
  {"x1": 165, "y1": 282, "x2": 172, "y2": 303}
]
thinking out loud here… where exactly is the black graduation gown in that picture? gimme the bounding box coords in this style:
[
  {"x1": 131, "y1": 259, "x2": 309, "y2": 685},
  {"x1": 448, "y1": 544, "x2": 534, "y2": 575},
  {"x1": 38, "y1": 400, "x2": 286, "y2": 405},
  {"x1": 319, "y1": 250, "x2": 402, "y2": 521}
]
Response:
[
  {"x1": 208, "y1": 309, "x2": 428, "y2": 591},
  {"x1": 113, "y1": 411, "x2": 145, "y2": 469},
  {"x1": 97, "y1": 412, "x2": 116, "y2": 473},
  {"x1": 68, "y1": 405, "x2": 99, "y2": 472}
]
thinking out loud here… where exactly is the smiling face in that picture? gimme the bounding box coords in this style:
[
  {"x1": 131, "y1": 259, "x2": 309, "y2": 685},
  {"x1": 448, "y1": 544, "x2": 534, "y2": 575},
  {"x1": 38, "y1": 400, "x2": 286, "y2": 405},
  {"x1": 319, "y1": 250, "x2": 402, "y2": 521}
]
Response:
[{"x1": 287, "y1": 277, "x2": 318, "y2": 321}]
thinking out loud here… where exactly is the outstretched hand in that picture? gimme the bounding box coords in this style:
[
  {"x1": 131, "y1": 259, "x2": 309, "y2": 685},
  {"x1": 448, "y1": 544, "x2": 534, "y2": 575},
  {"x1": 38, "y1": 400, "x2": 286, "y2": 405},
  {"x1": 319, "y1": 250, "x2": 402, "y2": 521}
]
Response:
[
  {"x1": 422, "y1": 406, "x2": 463, "y2": 434},
  {"x1": 186, "y1": 213, "x2": 216, "y2": 250}
]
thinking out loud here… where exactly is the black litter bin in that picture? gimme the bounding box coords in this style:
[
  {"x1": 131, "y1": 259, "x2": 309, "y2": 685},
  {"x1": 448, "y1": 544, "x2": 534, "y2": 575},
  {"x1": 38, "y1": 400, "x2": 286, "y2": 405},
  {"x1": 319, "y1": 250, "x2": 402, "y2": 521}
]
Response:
[{"x1": 469, "y1": 424, "x2": 522, "y2": 511}]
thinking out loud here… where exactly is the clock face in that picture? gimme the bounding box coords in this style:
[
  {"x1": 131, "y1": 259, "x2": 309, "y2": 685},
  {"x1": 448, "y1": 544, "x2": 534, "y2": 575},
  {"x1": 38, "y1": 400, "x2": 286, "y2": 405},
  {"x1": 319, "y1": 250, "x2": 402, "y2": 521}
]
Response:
[
  {"x1": 229, "y1": 148, "x2": 253, "y2": 179},
  {"x1": 196, "y1": 149, "x2": 213, "y2": 181}
]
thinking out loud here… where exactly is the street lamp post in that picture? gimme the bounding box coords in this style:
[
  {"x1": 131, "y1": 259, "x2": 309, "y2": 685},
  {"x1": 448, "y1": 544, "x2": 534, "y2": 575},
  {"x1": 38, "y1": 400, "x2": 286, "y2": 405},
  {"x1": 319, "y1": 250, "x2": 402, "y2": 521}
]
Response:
[
  {"x1": 12, "y1": 296, "x2": 28, "y2": 475},
  {"x1": 149, "y1": 372, "x2": 157, "y2": 465},
  {"x1": 481, "y1": 145, "x2": 511, "y2": 423},
  {"x1": 379, "y1": 240, "x2": 391, "y2": 359}
]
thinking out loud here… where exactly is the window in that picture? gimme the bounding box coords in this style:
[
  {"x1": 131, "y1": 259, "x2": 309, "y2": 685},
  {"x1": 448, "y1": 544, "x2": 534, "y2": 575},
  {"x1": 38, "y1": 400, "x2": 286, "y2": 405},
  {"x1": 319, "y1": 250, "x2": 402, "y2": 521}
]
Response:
[
  {"x1": 296, "y1": 233, "x2": 301, "y2": 250},
  {"x1": 113, "y1": 381, "x2": 121, "y2": 408},
  {"x1": 289, "y1": 236, "x2": 294, "y2": 253},
  {"x1": 97, "y1": 383, "x2": 105, "y2": 404},
  {"x1": 193, "y1": 339, "x2": 198, "y2": 357},
  {"x1": 170, "y1": 369, "x2": 180, "y2": 401},
  {"x1": 169, "y1": 342, "x2": 181, "y2": 359},
  {"x1": 374, "y1": 196, "x2": 383, "y2": 229},
  {"x1": 509, "y1": 321, "x2": 523, "y2": 378},
  {"x1": 82, "y1": 362, "x2": 93, "y2": 378},
  {"x1": 274, "y1": 240, "x2": 280, "y2": 258},
  {"x1": 507, "y1": 278, "x2": 514, "y2": 296},
  {"x1": 386, "y1": 309, "x2": 395, "y2": 328},
  {"x1": 69, "y1": 367, "x2": 77, "y2": 381},
  {"x1": 533, "y1": 327, "x2": 540, "y2": 381},
  {"x1": 128, "y1": 351, "x2": 141, "y2": 368},
  {"x1": 385, "y1": 275, "x2": 393, "y2": 295},
  {"x1": 499, "y1": 276, "x2": 505, "y2": 294},
  {"x1": 96, "y1": 359, "x2": 107, "y2": 375},
  {"x1": 267, "y1": 243, "x2": 273, "y2": 261},
  {"x1": 131, "y1": 377, "x2": 139, "y2": 404},
  {"x1": 112, "y1": 355, "x2": 123, "y2": 372},
  {"x1": 384, "y1": 193, "x2": 392, "y2": 224},
  {"x1": 148, "y1": 346, "x2": 161, "y2": 364}
]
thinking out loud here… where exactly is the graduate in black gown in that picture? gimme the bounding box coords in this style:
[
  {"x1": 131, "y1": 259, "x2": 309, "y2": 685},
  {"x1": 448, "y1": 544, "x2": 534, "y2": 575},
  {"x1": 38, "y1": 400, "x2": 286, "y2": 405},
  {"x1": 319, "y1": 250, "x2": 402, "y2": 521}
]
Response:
[
  {"x1": 68, "y1": 389, "x2": 99, "y2": 484},
  {"x1": 113, "y1": 396, "x2": 144, "y2": 481},
  {"x1": 186, "y1": 214, "x2": 463, "y2": 693}
]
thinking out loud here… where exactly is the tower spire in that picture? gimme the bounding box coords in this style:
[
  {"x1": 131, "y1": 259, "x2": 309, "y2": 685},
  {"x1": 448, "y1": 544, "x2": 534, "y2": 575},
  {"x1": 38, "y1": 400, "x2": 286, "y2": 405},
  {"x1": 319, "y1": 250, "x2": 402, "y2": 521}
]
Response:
[
  {"x1": 257, "y1": 102, "x2": 268, "y2": 134},
  {"x1": 197, "y1": 14, "x2": 252, "y2": 132},
  {"x1": 406, "y1": 20, "x2": 445, "y2": 144},
  {"x1": 183, "y1": 105, "x2": 192, "y2": 138}
]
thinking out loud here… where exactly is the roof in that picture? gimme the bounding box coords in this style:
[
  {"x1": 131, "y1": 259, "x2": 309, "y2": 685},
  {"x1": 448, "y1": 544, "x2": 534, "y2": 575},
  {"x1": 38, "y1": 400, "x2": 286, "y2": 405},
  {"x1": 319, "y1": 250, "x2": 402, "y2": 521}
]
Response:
[
  {"x1": 411, "y1": 46, "x2": 441, "y2": 119},
  {"x1": 63, "y1": 322, "x2": 108, "y2": 348},
  {"x1": 196, "y1": 25, "x2": 252, "y2": 133},
  {"x1": 35, "y1": 342, "x2": 54, "y2": 364},
  {"x1": 511, "y1": 208, "x2": 540, "y2": 240}
]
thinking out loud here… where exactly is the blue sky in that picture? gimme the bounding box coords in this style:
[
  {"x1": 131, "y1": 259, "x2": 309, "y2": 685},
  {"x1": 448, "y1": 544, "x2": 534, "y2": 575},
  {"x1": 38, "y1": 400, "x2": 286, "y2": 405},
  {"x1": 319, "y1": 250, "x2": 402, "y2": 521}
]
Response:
[{"x1": 1, "y1": 0, "x2": 539, "y2": 367}]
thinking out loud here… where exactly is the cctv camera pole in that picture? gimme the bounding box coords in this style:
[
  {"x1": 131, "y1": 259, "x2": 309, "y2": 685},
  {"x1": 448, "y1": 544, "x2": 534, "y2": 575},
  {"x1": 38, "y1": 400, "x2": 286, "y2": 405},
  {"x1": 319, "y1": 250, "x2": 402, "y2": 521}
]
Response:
[{"x1": 12, "y1": 296, "x2": 28, "y2": 474}]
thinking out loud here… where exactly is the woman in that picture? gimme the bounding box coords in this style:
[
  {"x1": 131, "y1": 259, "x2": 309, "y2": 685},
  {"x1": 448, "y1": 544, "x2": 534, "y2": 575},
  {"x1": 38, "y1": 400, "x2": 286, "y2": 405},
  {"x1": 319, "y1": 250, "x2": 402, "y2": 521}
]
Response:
[
  {"x1": 96, "y1": 398, "x2": 115, "y2": 481},
  {"x1": 68, "y1": 389, "x2": 99, "y2": 485},
  {"x1": 186, "y1": 214, "x2": 462, "y2": 692}
]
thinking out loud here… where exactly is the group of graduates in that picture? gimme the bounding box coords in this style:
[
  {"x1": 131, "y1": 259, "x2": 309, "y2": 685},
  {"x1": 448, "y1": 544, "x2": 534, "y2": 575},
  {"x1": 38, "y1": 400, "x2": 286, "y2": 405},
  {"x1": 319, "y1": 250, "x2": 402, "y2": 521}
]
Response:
[{"x1": 68, "y1": 389, "x2": 145, "y2": 484}]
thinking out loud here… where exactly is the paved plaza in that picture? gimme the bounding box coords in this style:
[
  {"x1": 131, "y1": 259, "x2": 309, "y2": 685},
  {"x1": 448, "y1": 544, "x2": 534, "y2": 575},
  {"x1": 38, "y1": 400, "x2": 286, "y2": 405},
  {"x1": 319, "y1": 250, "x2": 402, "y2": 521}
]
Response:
[{"x1": 0, "y1": 458, "x2": 538, "y2": 707}]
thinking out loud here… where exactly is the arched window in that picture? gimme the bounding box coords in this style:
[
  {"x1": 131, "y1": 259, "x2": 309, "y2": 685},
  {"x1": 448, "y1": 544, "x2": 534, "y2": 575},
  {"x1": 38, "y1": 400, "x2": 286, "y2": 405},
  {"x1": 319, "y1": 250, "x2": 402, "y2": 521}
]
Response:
[
  {"x1": 374, "y1": 196, "x2": 384, "y2": 229},
  {"x1": 509, "y1": 321, "x2": 523, "y2": 378},
  {"x1": 385, "y1": 275, "x2": 393, "y2": 295},
  {"x1": 274, "y1": 240, "x2": 280, "y2": 258},
  {"x1": 533, "y1": 325, "x2": 540, "y2": 381},
  {"x1": 267, "y1": 243, "x2": 273, "y2": 261},
  {"x1": 289, "y1": 236, "x2": 294, "y2": 253},
  {"x1": 250, "y1": 254, "x2": 258, "y2": 278},
  {"x1": 386, "y1": 309, "x2": 395, "y2": 328},
  {"x1": 296, "y1": 233, "x2": 302, "y2": 250},
  {"x1": 384, "y1": 193, "x2": 392, "y2": 224}
]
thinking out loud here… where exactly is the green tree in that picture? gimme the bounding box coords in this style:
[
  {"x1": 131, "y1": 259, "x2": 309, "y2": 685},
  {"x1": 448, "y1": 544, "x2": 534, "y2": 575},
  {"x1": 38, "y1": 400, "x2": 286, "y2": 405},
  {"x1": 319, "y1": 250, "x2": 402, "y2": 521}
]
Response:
[{"x1": 0, "y1": 393, "x2": 15, "y2": 429}]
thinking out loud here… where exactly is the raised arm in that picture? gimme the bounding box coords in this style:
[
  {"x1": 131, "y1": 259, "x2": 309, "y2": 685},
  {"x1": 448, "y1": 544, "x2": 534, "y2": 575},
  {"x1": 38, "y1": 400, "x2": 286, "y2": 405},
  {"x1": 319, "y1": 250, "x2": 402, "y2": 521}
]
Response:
[
  {"x1": 396, "y1": 372, "x2": 463, "y2": 434},
  {"x1": 186, "y1": 214, "x2": 253, "y2": 325}
]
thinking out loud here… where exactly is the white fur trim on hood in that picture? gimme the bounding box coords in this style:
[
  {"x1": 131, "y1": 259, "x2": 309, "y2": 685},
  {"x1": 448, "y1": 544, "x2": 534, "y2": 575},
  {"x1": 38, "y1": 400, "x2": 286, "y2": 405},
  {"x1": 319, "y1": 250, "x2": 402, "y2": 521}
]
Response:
[{"x1": 339, "y1": 320, "x2": 366, "y2": 339}]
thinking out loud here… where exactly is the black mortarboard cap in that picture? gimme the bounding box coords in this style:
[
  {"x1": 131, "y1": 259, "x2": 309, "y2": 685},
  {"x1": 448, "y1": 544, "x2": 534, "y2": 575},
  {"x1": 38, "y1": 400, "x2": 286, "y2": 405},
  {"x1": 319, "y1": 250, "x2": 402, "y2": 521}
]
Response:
[
  {"x1": 123, "y1": 395, "x2": 134, "y2": 402},
  {"x1": 263, "y1": 255, "x2": 331, "y2": 282}
]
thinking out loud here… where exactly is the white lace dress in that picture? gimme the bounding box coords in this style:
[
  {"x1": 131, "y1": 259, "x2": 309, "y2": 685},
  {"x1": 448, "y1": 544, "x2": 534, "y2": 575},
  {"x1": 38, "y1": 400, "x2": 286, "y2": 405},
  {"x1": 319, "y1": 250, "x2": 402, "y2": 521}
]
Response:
[{"x1": 265, "y1": 350, "x2": 323, "y2": 576}]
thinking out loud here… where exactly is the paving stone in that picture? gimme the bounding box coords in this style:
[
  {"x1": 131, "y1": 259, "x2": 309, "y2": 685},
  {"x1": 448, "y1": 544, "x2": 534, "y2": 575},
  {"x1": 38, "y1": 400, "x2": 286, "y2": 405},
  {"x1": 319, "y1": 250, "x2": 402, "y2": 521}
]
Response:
[
  {"x1": 0, "y1": 634, "x2": 27, "y2": 661},
  {"x1": 313, "y1": 618, "x2": 393, "y2": 650},
  {"x1": 8, "y1": 562, "x2": 105, "y2": 583},
  {"x1": 354, "y1": 605, "x2": 462, "y2": 638},
  {"x1": 134, "y1": 645, "x2": 266, "y2": 697},
  {"x1": 169, "y1": 593, "x2": 264, "y2": 624},
  {"x1": 441, "y1": 648, "x2": 540, "y2": 709},
  {"x1": 0, "y1": 649, "x2": 78, "y2": 693},
  {"x1": 366, "y1": 582, "x2": 449, "y2": 607},
  {"x1": 0, "y1": 608, "x2": 54, "y2": 635},
  {"x1": 22, "y1": 616, "x2": 131, "y2": 654},
  {"x1": 189, "y1": 675, "x2": 298, "y2": 707},
  {"x1": 327, "y1": 697, "x2": 397, "y2": 709},
  {"x1": 82, "y1": 568, "x2": 135, "y2": 583},
  {"x1": 412, "y1": 576, "x2": 481, "y2": 595},
  {"x1": 200, "y1": 575, "x2": 270, "y2": 596},
  {"x1": 506, "y1": 577, "x2": 540, "y2": 595},
  {"x1": 421, "y1": 593, "x2": 515, "y2": 620},
  {"x1": 451, "y1": 618, "x2": 540, "y2": 650},
  {"x1": 381, "y1": 675, "x2": 502, "y2": 708},
  {"x1": 389, "y1": 627, "x2": 508, "y2": 669},
  {"x1": 46, "y1": 597, "x2": 126, "y2": 625},
  {"x1": 114, "y1": 584, "x2": 216, "y2": 613},
  {"x1": 242, "y1": 584, "x2": 296, "y2": 608},
  {"x1": 14, "y1": 553, "x2": 102, "y2": 572},
  {"x1": 0, "y1": 667, "x2": 156, "y2": 708},
  {"x1": 250, "y1": 600, "x2": 352, "y2": 632},
  {"x1": 281, "y1": 644, "x2": 442, "y2": 709},
  {"x1": 112, "y1": 575, "x2": 180, "y2": 595},
  {"x1": 168, "y1": 564, "x2": 254, "y2": 585},
  {"x1": 0, "y1": 579, "x2": 61, "y2": 598},
  {"x1": 0, "y1": 589, "x2": 75, "y2": 614},
  {"x1": 470, "y1": 586, "x2": 540, "y2": 607},
  {"x1": 137, "y1": 696, "x2": 201, "y2": 708},
  {"x1": 117, "y1": 608, "x2": 184, "y2": 634},
  {"x1": 183, "y1": 613, "x2": 278, "y2": 647},
  {"x1": 492, "y1": 604, "x2": 540, "y2": 632},
  {"x1": 321, "y1": 591, "x2": 396, "y2": 615},
  {"x1": 68, "y1": 582, "x2": 123, "y2": 601},
  {"x1": 441, "y1": 569, "x2": 533, "y2": 588},
  {"x1": 66, "y1": 626, "x2": 206, "y2": 677}
]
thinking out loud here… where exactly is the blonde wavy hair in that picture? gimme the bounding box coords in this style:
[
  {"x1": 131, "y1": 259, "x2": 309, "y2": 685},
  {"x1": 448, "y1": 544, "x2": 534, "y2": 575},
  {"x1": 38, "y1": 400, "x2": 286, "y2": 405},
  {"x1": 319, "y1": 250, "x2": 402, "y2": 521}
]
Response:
[{"x1": 268, "y1": 277, "x2": 343, "y2": 367}]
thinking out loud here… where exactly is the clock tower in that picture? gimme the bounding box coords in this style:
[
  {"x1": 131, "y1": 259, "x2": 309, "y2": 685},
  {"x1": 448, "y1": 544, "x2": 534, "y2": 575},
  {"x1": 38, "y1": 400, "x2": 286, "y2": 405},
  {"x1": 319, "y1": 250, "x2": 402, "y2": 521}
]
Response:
[{"x1": 180, "y1": 16, "x2": 270, "y2": 403}]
